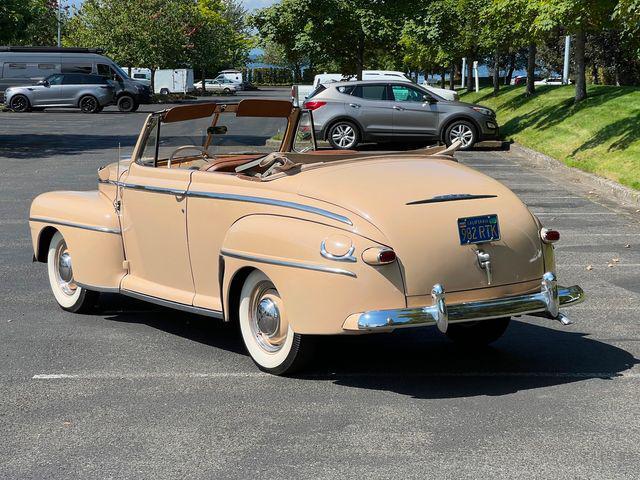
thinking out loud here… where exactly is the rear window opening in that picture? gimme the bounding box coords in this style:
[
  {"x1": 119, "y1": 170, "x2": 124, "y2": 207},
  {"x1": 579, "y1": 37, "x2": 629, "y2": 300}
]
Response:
[{"x1": 306, "y1": 84, "x2": 326, "y2": 100}]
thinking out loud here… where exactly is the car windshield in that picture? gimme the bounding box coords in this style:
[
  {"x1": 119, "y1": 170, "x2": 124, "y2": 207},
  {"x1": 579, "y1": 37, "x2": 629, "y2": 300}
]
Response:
[{"x1": 137, "y1": 108, "x2": 288, "y2": 167}]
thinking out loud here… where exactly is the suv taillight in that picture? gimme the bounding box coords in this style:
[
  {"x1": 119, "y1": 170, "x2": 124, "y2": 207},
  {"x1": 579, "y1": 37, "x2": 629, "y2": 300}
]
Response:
[{"x1": 303, "y1": 100, "x2": 326, "y2": 110}]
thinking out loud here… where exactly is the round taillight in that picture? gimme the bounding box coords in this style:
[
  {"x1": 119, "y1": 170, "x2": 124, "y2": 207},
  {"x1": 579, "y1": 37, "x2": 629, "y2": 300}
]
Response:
[
  {"x1": 541, "y1": 228, "x2": 560, "y2": 244},
  {"x1": 362, "y1": 247, "x2": 396, "y2": 265},
  {"x1": 378, "y1": 249, "x2": 397, "y2": 264}
]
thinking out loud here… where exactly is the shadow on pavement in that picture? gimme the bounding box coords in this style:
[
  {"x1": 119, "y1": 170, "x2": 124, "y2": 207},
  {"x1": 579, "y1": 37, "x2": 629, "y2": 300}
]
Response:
[
  {"x1": 96, "y1": 293, "x2": 637, "y2": 399},
  {"x1": 0, "y1": 134, "x2": 139, "y2": 159}
]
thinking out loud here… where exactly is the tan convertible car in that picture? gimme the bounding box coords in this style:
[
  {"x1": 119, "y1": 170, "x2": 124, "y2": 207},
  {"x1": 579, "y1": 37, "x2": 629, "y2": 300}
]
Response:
[{"x1": 29, "y1": 99, "x2": 585, "y2": 374}]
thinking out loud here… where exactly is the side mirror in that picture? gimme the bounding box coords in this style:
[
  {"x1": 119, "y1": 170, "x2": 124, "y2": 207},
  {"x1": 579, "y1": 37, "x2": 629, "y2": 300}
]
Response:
[
  {"x1": 39, "y1": 80, "x2": 50, "y2": 87},
  {"x1": 207, "y1": 125, "x2": 228, "y2": 135},
  {"x1": 425, "y1": 95, "x2": 437, "y2": 104}
]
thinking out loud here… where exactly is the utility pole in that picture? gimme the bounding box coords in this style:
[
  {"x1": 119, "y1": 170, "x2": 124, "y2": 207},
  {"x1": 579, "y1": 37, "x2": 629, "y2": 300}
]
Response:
[
  {"x1": 57, "y1": 1, "x2": 62, "y2": 47},
  {"x1": 563, "y1": 35, "x2": 571, "y2": 85}
]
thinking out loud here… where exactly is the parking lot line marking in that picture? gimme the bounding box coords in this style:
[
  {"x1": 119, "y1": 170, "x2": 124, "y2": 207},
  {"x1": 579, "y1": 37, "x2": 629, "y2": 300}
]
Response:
[{"x1": 32, "y1": 371, "x2": 640, "y2": 380}]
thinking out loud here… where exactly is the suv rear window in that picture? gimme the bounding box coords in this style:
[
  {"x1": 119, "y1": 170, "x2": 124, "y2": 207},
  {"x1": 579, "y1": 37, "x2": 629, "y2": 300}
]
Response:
[
  {"x1": 352, "y1": 84, "x2": 387, "y2": 100},
  {"x1": 306, "y1": 84, "x2": 326, "y2": 99},
  {"x1": 336, "y1": 84, "x2": 356, "y2": 95}
]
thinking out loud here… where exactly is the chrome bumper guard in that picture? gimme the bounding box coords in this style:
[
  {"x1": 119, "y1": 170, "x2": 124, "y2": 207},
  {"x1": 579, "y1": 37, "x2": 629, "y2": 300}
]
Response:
[{"x1": 357, "y1": 272, "x2": 585, "y2": 333}]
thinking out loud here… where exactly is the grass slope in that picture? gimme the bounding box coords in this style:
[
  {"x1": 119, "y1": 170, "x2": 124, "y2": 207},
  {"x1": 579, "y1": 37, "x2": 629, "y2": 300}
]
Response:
[{"x1": 460, "y1": 85, "x2": 640, "y2": 190}]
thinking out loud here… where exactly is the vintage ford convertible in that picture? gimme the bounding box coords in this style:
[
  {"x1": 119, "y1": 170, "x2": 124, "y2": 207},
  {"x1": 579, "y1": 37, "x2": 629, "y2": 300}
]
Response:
[{"x1": 29, "y1": 99, "x2": 585, "y2": 374}]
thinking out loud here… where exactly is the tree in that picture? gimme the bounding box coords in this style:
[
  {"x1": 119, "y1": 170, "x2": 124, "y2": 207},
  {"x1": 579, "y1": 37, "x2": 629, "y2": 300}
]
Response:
[{"x1": 1, "y1": 0, "x2": 60, "y2": 46}]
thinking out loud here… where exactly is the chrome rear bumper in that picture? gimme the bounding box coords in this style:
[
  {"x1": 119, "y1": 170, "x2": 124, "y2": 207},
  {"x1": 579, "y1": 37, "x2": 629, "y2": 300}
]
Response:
[{"x1": 353, "y1": 272, "x2": 584, "y2": 333}]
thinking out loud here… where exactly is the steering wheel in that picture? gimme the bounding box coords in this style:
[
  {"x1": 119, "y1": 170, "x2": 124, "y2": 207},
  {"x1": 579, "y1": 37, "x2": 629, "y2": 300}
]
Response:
[{"x1": 167, "y1": 145, "x2": 214, "y2": 168}]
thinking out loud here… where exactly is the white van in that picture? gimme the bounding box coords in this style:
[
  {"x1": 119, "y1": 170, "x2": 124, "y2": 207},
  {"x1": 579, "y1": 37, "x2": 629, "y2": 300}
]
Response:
[
  {"x1": 213, "y1": 69, "x2": 243, "y2": 90},
  {"x1": 130, "y1": 68, "x2": 151, "y2": 86},
  {"x1": 154, "y1": 68, "x2": 195, "y2": 94},
  {"x1": 0, "y1": 46, "x2": 151, "y2": 111}
]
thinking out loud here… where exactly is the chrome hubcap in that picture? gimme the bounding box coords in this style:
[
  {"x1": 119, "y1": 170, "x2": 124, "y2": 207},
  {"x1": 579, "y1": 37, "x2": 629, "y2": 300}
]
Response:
[
  {"x1": 250, "y1": 282, "x2": 286, "y2": 353},
  {"x1": 55, "y1": 242, "x2": 77, "y2": 296},
  {"x1": 449, "y1": 124, "x2": 474, "y2": 147},
  {"x1": 332, "y1": 124, "x2": 356, "y2": 148}
]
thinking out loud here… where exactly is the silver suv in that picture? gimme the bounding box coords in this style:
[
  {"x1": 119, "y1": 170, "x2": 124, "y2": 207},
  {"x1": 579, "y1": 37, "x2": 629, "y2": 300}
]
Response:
[
  {"x1": 304, "y1": 81, "x2": 499, "y2": 150},
  {"x1": 5, "y1": 73, "x2": 115, "y2": 113}
]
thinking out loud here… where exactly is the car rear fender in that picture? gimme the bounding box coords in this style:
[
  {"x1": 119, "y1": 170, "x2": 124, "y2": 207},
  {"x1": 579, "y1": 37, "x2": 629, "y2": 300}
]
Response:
[
  {"x1": 220, "y1": 214, "x2": 406, "y2": 334},
  {"x1": 30, "y1": 190, "x2": 126, "y2": 291}
]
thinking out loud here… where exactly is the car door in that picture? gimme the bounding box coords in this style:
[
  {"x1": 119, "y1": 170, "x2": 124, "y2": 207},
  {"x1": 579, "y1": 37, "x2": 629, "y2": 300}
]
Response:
[
  {"x1": 390, "y1": 84, "x2": 439, "y2": 138},
  {"x1": 32, "y1": 74, "x2": 64, "y2": 106},
  {"x1": 119, "y1": 117, "x2": 195, "y2": 305},
  {"x1": 347, "y1": 84, "x2": 394, "y2": 137},
  {"x1": 59, "y1": 74, "x2": 83, "y2": 106}
]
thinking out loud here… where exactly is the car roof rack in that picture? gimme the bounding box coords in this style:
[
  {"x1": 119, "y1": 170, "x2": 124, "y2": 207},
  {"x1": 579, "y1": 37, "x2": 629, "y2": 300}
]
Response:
[{"x1": 0, "y1": 46, "x2": 105, "y2": 54}]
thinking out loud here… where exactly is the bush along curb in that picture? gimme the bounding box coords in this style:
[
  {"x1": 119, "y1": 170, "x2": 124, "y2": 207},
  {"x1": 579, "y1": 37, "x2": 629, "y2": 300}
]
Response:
[{"x1": 511, "y1": 142, "x2": 640, "y2": 209}]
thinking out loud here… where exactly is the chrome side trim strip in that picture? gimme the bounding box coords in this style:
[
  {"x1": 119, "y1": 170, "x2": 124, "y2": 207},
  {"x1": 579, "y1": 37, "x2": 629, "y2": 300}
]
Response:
[
  {"x1": 220, "y1": 249, "x2": 357, "y2": 278},
  {"x1": 29, "y1": 217, "x2": 121, "y2": 235},
  {"x1": 188, "y1": 190, "x2": 353, "y2": 226},
  {"x1": 121, "y1": 289, "x2": 224, "y2": 319},
  {"x1": 355, "y1": 273, "x2": 585, "y2": 331},
  {"x1": 75, "y1": 282, "x2": 120, "y2": 294},
  {"x1": 107, "y1": 180, "x2": 352, "y2": 225}
]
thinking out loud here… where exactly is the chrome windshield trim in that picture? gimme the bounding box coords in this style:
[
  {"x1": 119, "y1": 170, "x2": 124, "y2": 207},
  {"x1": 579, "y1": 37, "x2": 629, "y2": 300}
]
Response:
[
  {"x1": 29, "y1": 217, "x2": 121, "y2": 234},
  {"x1": 188, "y1": 190, "x2": 353, "y2": 226},
  {"x1": 221, "y1": 249, "x2": 357, "y2": 278},
  {"x1": 407, "y1": 194, "x2": 498, "y2": 205},
  {"x1": 354, "y1": 273, "x2": 584, "y2": 331},
  {"x1": 121, "y1": 289, "x2": 223, "y2": 319}
]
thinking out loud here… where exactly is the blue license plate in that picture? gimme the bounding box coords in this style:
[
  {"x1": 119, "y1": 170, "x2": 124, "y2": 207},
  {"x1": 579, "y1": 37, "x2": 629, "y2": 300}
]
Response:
[{"x1": 457, "y1": 214, "x2": 500, "y2": 245}]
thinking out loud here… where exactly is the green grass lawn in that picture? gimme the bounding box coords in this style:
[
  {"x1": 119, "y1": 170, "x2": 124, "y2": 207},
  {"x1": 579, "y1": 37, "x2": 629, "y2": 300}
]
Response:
[{"x1": 460, "y1": 85, "x2": 640, "y2": 190}]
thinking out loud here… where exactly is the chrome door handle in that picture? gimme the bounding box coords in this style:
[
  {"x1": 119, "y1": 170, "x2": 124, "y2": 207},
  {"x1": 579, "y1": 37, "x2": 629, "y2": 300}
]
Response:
[
  {"x1": 393, "y1": 105, "x2": 405, "y2": 111},
  {"x1": 349, "y1": 103, "x2": 361, "y2": 108}
]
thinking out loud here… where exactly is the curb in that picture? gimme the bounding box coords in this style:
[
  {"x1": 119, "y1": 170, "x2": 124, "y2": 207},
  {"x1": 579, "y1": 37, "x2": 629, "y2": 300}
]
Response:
[{"x1": 510, "y1": 143, "x2": 640, "y2": 209}]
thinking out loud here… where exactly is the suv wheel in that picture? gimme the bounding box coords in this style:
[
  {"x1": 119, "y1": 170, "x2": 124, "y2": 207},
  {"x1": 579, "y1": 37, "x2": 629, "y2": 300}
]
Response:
[
  {"x1": 79, "y1": 95, "x2": 100, "y2": 114},
  {"x1": 117, "y1": 95, "x2": 137, "y2": 112},
  {"x1": 10, "y1": 94, "x2": 30, "y2": 112},
  {"x1": 160, "y1": 88, "x2": 170, "y2": 95},
  {"x1": 327, "y1": 121, "x2": 359, "y2": 150},
  {"x1": 444, "y1": 120, "x2": 476, "y2": 150}
]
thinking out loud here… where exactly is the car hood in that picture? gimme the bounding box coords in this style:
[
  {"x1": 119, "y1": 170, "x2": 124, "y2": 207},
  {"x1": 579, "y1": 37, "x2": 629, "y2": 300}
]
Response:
[{"x1": 295, "y1": 156, "x2": 544, "y2": 295}]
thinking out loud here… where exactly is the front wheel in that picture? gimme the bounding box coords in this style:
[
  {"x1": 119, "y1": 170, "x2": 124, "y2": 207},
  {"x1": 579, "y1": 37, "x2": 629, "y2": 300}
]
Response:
[
  {"x1": 79, "y1": 95, "x2": 100, "y2": 113},
  {"x1": 327, "y1": 121, "x2": 359, "y2": 150},
  {"x1": 47, "y1": 231, "x2": 98, "y2": 313},
  {"x1": 238, "y1": 270, "x2": 314, "y2": 375},
  {"x1": 117, "y1": 95, "x2": 137, "y2": 112},
  {"x1": 444, "y1": 120, "x2": 477, "y2": 150},
  {"x1": 445, "y1": 317, "x2": 511, "y2": 346}
]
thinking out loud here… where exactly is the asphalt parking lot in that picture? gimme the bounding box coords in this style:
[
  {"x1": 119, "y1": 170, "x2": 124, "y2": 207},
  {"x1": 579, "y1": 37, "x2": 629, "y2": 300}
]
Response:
[{"x1": 1, "y1": 87, "x2": 639, "y2": 479}]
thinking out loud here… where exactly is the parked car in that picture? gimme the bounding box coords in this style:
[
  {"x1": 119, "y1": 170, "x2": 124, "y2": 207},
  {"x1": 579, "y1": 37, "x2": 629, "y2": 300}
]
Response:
[
  {"x1": 154, "y1": 68, "x2": 195, "y2": 94},
  {"x1": 194, "y1": 79, "x2": 238, "y2": 94},
  {"x1": 5, "y1": 73, "x2": 115, "y2": 113},
  {"x1": 304, "y1": 81, "x2": 499, "y2": 150},
  {"x1": 0, "y1": 46, "x2": 150, "y2": 112},
  {"x1": 511, "y1": 75, "x2": 527, "y2": 86},
  {"x1": 28, "y1": 99, "x2": 584, "y2": 374},
  {"x1": 293, "y1": 70, "x2": 458, "y2": 107},
  {"x1": 535, "y1": 76, "x2": 570, "y2": 86},
  {"x1": 213, "y1": 69, "x2": 244, "y2": 90}
]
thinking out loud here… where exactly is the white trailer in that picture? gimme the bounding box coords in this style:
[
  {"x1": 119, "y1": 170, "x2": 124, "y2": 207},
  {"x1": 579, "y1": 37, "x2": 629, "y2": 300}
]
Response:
[{"x1": 154, "y1": 68, "x2": 195, "y2": 94}]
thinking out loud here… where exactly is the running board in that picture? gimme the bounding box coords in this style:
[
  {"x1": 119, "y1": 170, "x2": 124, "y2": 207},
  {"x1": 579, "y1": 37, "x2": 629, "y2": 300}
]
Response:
[{"x1": 121, "y1": 289, "x2": 224, "y2": 319}]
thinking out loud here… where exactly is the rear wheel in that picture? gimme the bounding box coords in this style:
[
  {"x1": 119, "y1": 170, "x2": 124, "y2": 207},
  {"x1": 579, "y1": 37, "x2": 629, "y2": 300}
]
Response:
[
  {"x1": 445, "y1": 317, "x2": 511, "y2": 346},
  {"x1": 160, "y1": 88, "x2": 170, "y2": 95},
  {"x1": 79, "y1": 95, "x2": 100, "y2": 113},
  {"x1": 444, "y1": 120, "x2": 477, "y2": 150},
  {"x1": 223, "y1": 87, "x2": 231, "y2": 94},
  {"x1": 238, "y1": 270, "x2": 314, "y2": 375},
  {"x1": 10, "y1": 94, "x2": 30, "y2": 112},
  {"x1": 47, "y1": 231, "x2": 99, "y2": 313},
  {"x1": 327, "y1": 121, "x2": 359, "y2": 150}
]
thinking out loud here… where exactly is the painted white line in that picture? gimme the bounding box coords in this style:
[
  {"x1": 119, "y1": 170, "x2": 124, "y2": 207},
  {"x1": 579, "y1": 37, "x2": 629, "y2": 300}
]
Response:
[{"x1": 32, "y1": 371, "x2": 640, "y2": 379}]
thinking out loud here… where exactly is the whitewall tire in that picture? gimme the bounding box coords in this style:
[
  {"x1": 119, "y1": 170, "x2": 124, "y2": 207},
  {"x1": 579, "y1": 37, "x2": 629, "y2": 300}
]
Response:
[
  {"x1": 47, "y1": 231, "x2": 98, "y2": 313},
  {"x1": 238, "y1": 270, "x2": 313, "y2": 375}
]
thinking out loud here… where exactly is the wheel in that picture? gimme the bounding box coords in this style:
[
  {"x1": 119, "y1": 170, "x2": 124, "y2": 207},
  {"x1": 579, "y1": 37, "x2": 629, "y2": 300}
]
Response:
[
  {"x1": 160, "y1": 88, "x2": 170, "y2": 95},
  {"x1": 9, "y1": 94, "x2": 30, "y2": 112},
  {"x1": 327, "y1": 121, "x2": 359, "y2": 149},
  {"x1": 444, "y1": 120, "x2": 477, "y2": 150},
  {"x1": 79, "y1": 95, "x2": 100, "y2": 113},
  {"x1": 238, "y1": 270, "x2": 314, "y2": 375},
  {"x1": 223, "y1": 88, "x2": 230, "y2": 94},
  {"x1": 47, "y1": 231, "x2": 99, "y2": 313},
  {"x1": 117, "y1": 95, "x2": 136, "y2": 112},
  {"x1": 445, "y1": 317, "x2": 511, "y2": 346}
]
